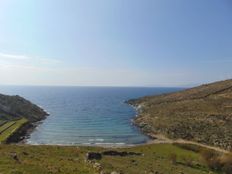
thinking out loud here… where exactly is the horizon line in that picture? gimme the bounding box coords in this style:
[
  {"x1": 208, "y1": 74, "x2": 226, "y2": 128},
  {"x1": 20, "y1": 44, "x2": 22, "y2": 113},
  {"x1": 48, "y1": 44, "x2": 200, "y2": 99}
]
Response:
[{"x1": 0, "y1": 84, "x2": 195, "y2": 88}]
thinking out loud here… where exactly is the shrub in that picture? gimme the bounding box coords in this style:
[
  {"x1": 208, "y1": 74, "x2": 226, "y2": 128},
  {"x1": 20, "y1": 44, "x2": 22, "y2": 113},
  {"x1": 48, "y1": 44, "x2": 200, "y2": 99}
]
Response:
[
  {"x1": 185, "y1": 156, "x2": 194, "y2": 167},
  {"x1": 201, "y1": 149, "x2": 232, "y2": 173},
  {"x1": 169, "y1": 153, "x2": 177, "y2": 165},
  {"x1": 200, "y1": 149, "x2": 222, "y2": 170},
  {"x1": 221, "y1": 154, "x2": 232, "y2": 174},
  {"x1": 174, "y1": 143, "x2": 202, "y2": 153}
]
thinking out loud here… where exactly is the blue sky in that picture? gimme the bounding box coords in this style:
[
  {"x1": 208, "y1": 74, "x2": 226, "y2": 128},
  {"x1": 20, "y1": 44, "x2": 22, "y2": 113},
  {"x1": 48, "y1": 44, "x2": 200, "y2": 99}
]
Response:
[{"x1": 0, "y1": 0, "x2": 231, "y2": 86}]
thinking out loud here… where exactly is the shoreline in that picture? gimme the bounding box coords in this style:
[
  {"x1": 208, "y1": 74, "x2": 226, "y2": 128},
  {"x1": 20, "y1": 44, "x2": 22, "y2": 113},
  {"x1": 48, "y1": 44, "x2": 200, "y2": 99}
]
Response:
[
  {"x1": 127, "y1": 102, "x2": 231, "y2": 154},
  {"x1": 8, "y1": 101, "x2": 230, "y2": 154},
  {"x1": 7, "y1": 115, "x2": 48, "y2": 144},
  {"x1": 13, "y1": 101, "x2": 152, "y2": 147},
  {"x1": 9, "y1": 119, "x2": 230, "y2": 154},
  {"x1": 129, "y1": 104, "x2": 231, "y2": 154},
  {"x1": 11, "y1": 130, "x2": 231, "y2": 154}
]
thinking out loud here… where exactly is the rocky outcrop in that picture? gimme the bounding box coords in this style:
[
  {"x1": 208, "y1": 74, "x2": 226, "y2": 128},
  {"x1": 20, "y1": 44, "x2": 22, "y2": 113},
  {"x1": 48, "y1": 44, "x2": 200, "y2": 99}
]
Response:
[
  {"x1": 86, "y1": 152, "x2": 102, "y2": 160},
  {"x1": 86, "y1": 151, "x2": 143, "y2": 161},
  {"x1": 86, "y1": 151, "x2": 143, "y2": 174},
  {"x1": 102, "y1": 151, "x2": 142, "y2": 157}
]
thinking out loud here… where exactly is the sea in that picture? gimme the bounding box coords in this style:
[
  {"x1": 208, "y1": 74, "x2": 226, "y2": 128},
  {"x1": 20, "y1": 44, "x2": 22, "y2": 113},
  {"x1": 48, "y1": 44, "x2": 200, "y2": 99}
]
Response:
[{"x1": 0, "y1": 86, "x2": 181, "y2": 146}]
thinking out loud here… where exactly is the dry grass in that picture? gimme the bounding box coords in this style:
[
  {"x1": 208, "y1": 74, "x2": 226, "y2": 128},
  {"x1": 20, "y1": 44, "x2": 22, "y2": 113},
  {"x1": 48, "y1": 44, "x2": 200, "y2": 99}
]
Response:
[
  {"x1": 0, "y1": 143, "x2": 220, "y2": 174},
  {"x1": 200, "y1": 149, "x2": 232, "y2": 174},
  {"x1": 129, "y1": 79, "x2": 232, "y2": 150}
]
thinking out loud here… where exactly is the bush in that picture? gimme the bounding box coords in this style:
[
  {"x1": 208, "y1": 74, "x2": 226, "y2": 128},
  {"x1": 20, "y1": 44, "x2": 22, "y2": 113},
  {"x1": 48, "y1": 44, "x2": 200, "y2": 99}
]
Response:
[
  {"x1": 221, "y1": 154, "x2": 232, "y2": 174},
  {"x1": 174, "y1": 143, "x2": 202, "y2": 153},
  {"x1": 200, "y1": 149, "x2": 222, "y2": 170},
  {"x1": 185, "y1": 156, "x2": 194, "y2": 167},
  {"x1": 201, "y1": 149, "x2": 232, "y2": 174},
  {"x1": 169, "y1": 153, "x2": 177, "y2": 165},
  {"x1": 201, "y1": 149, "x2": 218, "y2": 169}
]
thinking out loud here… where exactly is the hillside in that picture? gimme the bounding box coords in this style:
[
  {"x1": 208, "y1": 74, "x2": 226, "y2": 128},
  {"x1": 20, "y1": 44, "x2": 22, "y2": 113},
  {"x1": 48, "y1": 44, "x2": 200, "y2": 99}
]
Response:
[
  {"x1": 0, "y1": 94, "x2": 48, "y2": 122},
  {"x1": 0, "y1": 143, "x2": 220, "y2": 174},
  {"x1": 0, "y1": 83, "x2": 231, "y2": 174},
  {"x1": 128, "y1": 79, "x2": 232, "y2": 150},
  {"x1": 0, "y1": 94, "x2": 48, "y2": 143}
]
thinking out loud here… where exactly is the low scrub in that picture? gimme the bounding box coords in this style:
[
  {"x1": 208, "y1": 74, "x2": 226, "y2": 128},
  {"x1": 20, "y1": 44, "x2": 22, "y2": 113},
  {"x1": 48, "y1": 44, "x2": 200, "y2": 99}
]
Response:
[
  {"x1": 174, "y1": 143, "x2": 202, "y2": 153},
  {"x1": 169, "y1": 153, "x2": 177, "y2": 165},
  {"x1": 201, "y1": 149, "x2": 232, "y2": 174}
]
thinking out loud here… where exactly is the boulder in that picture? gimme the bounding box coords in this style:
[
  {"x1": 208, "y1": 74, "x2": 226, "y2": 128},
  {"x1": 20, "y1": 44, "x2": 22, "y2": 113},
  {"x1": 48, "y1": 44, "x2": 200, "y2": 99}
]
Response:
[
  {"x1": 86, "y1": 152, "x2": 102, "y2": 160},
  {"x1": 102, "y1": 150, "x2": 142, "y2": 157}
]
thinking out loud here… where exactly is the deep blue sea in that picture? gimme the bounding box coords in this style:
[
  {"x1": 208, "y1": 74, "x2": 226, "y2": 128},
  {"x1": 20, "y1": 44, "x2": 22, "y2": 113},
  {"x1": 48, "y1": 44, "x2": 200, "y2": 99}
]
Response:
[{"x1": 0, "y1": 86, "x2": 181, "y2": 146}]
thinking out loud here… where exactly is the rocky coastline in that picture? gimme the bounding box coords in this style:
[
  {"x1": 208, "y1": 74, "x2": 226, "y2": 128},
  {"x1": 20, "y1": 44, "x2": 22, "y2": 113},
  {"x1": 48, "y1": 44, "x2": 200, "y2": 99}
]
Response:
[{"x1": 127, "y1": 79, "x2": 232, "y2": 151}]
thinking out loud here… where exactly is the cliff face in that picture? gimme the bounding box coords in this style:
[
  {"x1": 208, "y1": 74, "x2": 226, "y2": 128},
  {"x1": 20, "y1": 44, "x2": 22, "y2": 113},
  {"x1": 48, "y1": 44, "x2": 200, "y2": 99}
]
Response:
[
  {"x1": 0, "y1": 94, "x2": 48, "y2": 122},
  {"x1": 128, "y1": 79, "x2": 232, "y2": 150}
]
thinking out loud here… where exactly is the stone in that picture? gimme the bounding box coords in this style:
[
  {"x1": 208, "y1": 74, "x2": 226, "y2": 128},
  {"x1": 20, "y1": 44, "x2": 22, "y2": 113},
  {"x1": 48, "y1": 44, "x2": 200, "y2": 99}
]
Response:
[
  {"x1": 86, "y1": 152, "x2": 102, "y2": 160},
  {"x1": 102, "y1": 150, "x2": 142, "y2": 157}
]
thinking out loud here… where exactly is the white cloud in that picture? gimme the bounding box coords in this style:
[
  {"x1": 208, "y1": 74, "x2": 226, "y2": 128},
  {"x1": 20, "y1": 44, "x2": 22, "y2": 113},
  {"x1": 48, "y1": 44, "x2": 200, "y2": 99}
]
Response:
[
  {"x1": 0, "y1": 54, "x2": 197, "y2": 86},
  {"x1": 0, "y1": 52, "x2": 30, "y2": 60},
  {"x1": 0, "y1": 52, "x2": 64, "y2": 85},
  {"x1": 0, "y1": 52, "x2": 61, "y2": 65},
  {"x1": 35, "y1": 58, "x2": 62, "y2": 64},
  {"x1": 2, "y1": 52, "x2": 229, "y2": 87}
]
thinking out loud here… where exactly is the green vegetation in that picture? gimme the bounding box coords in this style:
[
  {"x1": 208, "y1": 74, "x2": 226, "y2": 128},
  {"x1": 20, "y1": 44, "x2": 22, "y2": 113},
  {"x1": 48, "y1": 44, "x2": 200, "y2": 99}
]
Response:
[
  {"x1": 0, "y1": 143, "x2": 220, "y2": 174},
  {"x1": 128, "y1": 79, "x2": 232, "y2": 150},
  {"x1": 96, "y1": 144, "x2": 216, "y2": 174},
  {"x1": 0, "y1": 93, "x2": 47, "y2": 144},
  {"x1": 0, "y1": 118, "x2": 28, "y2": 143},
  {"x1": 0, "y1": 80, "x2": 231, "y2": 173},
  {"x1": 0, "y1": 94, "x2": 47, "y2": 122},
  {"x1": 200, "y1": 149, "x2": 232, "y2": 174}
]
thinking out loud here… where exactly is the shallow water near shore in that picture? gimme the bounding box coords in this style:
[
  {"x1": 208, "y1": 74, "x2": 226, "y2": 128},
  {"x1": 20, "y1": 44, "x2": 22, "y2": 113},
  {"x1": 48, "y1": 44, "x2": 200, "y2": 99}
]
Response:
[{"x1": 0, "y1": 86, "x2": 181, "y2": 146}]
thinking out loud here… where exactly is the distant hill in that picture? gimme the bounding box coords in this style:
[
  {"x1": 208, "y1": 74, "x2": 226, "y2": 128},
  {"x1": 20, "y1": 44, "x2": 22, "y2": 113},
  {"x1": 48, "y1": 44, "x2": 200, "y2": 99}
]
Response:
[
  {"x1": 128, "y1": 79, "x2": 232, "y2": 150},
  {"x1": 0, "y1": 94, "x2": 48, "y2": 122}
]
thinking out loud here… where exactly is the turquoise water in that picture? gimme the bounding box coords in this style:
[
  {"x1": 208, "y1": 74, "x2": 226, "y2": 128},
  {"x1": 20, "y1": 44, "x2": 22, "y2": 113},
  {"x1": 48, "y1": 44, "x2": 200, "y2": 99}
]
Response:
[{"x1": 0, "y1": 86, "x2": 181, "y2": 146}]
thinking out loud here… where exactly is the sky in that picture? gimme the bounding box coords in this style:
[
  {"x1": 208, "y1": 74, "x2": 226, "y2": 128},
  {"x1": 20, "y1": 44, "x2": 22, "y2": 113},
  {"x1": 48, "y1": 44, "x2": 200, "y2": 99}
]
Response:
[{"x1": 0, "y1": 0, "x2": 231, "y2": 87}]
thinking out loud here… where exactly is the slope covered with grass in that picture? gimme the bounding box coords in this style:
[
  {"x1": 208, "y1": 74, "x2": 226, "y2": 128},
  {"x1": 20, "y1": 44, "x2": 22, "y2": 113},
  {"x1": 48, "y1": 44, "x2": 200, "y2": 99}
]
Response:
[
  {"x1": 0, "y1": 94, "x2": 47, "y2": 122},
  {"x1": 0, "y1": 143, "x2": 219, "y2": 174},
  {"x1": 0, "y1": 118, "x2": 28, "y2": 143},
  {"x1": 0, "y1": 93, "x2": 48, "y2": 144},
  {"x1": 128, "y1": 79, "x2": 232, "y2": 150}
]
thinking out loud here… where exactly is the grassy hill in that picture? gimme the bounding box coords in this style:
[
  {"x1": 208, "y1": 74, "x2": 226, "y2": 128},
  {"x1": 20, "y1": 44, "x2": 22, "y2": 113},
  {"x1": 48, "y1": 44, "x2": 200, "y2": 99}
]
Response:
[
  {"x1": 128, "y1": 79, "x2": 232, "y2": 151},
  {"x1": 0, "y1": 94, "x2": 48, "y2": 122},
  {"x1": 0, "y1": 94, "x2": 48, "y2": 144},
  {"x1": 0, "y1": 118, "x2": 28, "y2": 143},
  {"x1": 0, "y1": 143, "x2": 219, "y2": 174}
]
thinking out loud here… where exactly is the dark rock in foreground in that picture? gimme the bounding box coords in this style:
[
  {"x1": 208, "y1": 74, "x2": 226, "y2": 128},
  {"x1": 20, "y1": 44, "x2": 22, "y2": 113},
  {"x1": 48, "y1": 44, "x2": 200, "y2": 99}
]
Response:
[
  {"x1": 86, "y1": 151, "x2": 143, "y2": 160},
  {"x1": 86, "y1": 152, "x2": 102, "y2": 160},
  {"x1": 102, "y1": 151, "x2": 142, "y2": 157}
]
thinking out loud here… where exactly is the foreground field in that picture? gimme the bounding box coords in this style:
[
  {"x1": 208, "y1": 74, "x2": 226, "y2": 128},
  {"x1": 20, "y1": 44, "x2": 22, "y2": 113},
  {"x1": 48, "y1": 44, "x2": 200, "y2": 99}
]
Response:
[
  {"x1": 0, "y1": 118, "x2": 28, "y2": 143},
  {"x1": 0, "y1": 143, "x2": 219, "y2": 174}
]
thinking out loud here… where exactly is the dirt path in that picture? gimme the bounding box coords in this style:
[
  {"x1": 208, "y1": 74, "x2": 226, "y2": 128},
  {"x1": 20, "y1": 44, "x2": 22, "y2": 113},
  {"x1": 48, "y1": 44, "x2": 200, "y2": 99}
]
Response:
[{"x1": 148, "y1": 134, "x2": 230, "y2": 154}]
